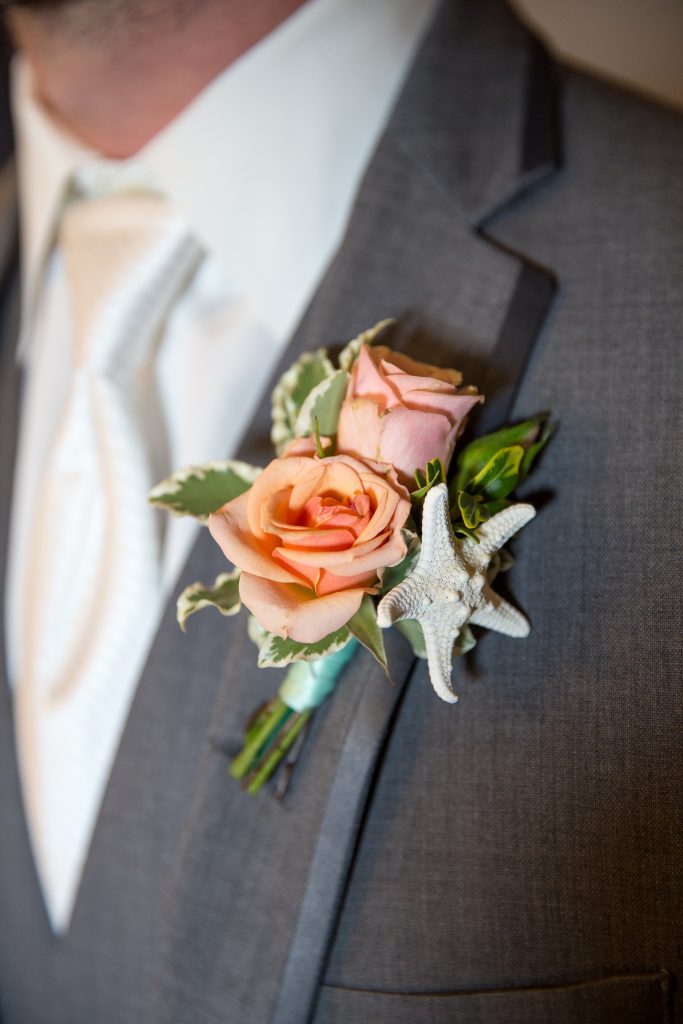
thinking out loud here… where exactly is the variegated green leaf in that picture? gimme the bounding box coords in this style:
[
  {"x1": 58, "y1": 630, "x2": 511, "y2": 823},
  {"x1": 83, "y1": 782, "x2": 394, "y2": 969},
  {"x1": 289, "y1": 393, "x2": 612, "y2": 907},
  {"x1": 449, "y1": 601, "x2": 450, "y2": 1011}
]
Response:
[
  {"x1": 294, "y1": 368, "x2": 350, "y2": 439},
  {"x1": 456, "y1": 489, "x2": 490, "y2": 530},
  {"x1": 271, "y1": 349, "x2": 335, "y2": 453},
  {"x1": 247, "y1": 613, "x2": 269, "y2": 651},
  {"x1": 257, "y1": 626, "x2": 352, "y2": 668},
  {"x1": 453, "y1": 522, "x2": 480, "y2": 542},
  {"x1": 176, "y1": 571, "x2": 241, "y2": 631},
  {"x1": 347, "y1": 594, "x2": 388, "y2": 674},
  {"x1": 149, "y1": 461, "x2": 261, "y2": 521},
  {"x1": 337, "y1": 319, "x2": 395, "y2": 372}
]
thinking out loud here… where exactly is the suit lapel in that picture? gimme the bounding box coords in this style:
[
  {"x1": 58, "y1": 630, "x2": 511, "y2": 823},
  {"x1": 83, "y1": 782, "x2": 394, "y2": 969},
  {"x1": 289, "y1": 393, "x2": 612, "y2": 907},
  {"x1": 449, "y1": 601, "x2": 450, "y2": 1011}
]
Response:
[
  {"x1": 155, "y1": 149, "x2": 516, "y2": 1020},
  {"x1": 154, "y1": 4, "x2": 562, "y2": 1023}
]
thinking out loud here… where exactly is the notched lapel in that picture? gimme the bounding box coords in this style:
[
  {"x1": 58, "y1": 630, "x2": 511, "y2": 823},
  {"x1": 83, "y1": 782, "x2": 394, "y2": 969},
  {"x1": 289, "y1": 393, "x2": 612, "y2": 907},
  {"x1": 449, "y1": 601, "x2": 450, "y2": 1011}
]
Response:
[{"x1": 154, "y1": 3, "x2": 564, "y2": 1022}]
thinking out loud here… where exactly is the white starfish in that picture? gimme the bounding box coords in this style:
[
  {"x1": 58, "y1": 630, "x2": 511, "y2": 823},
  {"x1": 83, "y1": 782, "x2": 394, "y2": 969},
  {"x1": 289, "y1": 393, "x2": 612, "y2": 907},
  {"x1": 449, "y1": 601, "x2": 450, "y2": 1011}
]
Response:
[{"x1": 377, "y1": 484, "x2": 535, "y2": 703}]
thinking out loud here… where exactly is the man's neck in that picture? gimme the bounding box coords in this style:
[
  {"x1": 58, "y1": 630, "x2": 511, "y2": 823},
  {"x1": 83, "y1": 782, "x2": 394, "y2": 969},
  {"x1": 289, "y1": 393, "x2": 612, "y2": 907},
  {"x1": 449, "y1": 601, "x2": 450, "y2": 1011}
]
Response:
[{"x1": 6, "y1": 0, "x2": 307, "y2": 159}]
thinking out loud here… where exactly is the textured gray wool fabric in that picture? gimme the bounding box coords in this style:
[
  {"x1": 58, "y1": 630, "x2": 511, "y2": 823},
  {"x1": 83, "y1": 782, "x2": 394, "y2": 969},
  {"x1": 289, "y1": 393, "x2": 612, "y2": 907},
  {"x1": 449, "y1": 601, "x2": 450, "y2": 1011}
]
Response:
[{"x1": 0, "y1": 1, "x2": 681, "y2": 1022}]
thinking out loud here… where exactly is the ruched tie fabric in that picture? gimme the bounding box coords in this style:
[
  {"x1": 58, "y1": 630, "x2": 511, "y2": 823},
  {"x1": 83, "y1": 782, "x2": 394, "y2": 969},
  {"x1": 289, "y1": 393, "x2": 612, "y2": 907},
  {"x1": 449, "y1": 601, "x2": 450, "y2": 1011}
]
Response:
[{"x1": 16, "y1": 193, "x2": 201, "y2": 932}]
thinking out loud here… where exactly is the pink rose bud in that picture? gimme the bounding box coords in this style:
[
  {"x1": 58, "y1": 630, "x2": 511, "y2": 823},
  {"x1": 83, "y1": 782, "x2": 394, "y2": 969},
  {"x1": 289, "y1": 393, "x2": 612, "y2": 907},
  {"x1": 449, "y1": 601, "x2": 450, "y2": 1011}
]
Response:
[
  {"x1": 336, "y1": 345, "x2": 483, "y2": 486},
  {"x1": 209, "y1": 450, "x2": 411, "y2": 644}
]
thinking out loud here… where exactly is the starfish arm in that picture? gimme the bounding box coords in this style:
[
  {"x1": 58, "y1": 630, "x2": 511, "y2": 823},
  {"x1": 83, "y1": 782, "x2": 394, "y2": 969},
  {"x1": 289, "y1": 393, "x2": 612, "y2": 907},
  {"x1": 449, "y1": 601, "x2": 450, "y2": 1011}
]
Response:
[
  {"x1": 461, "y1": 503, "x2": 536, "y2": 568},
  {"x1": 377, "y1": 574, "x2": 427, "y2": 627},
  {"x1": 421, "y1": 619, "x2": 459, "y2": 703},
  {"x1": 418, "y1": 484, "x2": 463, "y2": 572},
  {"x1": 469, "y1": 585, "x2": 530, "y2": 637}
]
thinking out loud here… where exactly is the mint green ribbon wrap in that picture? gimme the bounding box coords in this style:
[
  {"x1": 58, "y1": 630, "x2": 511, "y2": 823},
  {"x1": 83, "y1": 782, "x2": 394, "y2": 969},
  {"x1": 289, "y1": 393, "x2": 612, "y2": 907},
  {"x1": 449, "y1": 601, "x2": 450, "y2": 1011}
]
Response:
[{"x1": 278, "y1": 639, "x2": 359, "y2": 713}]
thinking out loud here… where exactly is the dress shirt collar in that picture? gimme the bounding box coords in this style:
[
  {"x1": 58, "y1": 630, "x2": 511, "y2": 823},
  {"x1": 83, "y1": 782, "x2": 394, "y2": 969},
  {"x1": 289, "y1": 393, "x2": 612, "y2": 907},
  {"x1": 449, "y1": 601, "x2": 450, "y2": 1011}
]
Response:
[{"x1": 12, "y1": 0, "x2": 437, "y2": 358}]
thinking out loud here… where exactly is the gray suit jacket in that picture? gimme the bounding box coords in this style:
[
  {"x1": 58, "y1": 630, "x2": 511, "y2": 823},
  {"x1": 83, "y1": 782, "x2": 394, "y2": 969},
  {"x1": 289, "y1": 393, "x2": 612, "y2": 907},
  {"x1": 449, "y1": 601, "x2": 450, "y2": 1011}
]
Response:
[{"x1": 0, "y1": 2, "x2": 681, "y2": 1022}]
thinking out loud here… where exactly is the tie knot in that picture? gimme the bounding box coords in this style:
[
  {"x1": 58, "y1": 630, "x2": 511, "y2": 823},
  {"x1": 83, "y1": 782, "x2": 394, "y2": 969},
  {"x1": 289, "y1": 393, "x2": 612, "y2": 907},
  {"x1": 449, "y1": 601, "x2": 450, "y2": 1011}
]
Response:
[{"x1": 58, "y1": 193, "x2": 200, "y2": 373}]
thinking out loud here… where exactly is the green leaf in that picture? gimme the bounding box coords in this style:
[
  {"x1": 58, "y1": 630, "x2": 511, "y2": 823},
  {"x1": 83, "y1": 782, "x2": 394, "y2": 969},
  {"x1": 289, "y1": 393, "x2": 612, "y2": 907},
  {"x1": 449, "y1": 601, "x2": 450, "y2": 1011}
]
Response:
[
  {"x1": 347, "y1": 594, "x2": 389, "y2": 674},
  {"x1": 247, "y1": 613, "x2": 269, "y2": 650},
  {"x1": 453, "y1": 415, "x2": 548, "y2": 493},
  {"x1": 271, "y1": 349, "x2": 335, "y2": 453},
  {"x1": 468, "y1": 445, "x2": 524, "y2": 500},
  {"x1": 257, "y1": 627, "x2": 353, "y2": 668},
  {"x1": 176, "y1": 571, "x2": 241, "y2": 631},
  {"x1": 482, "y1": 498, "x2": 511, "y2": 517},
  {"x1": 411, "y1": 457, "x2": 446, "y2": 503},
  {"x1": 149, "y1": 460, "x2": 261, "y2": 521},
  {"x1": 453, "y1": 522, "x2": 480, "y2": 543},
  {"x1": 456, "y1": 490, "x2": 490, "y2": 529},
  {"x1": 380, "y1": 530, "x2": 421, "y2": 593},
  {"x1": 395, "y1": 618, "x2": 427, "y2": 658},
  {"x1": 337, "y1": 318, "x2": 395, "y2": 372},
  {"x1": 521, "y1": 420, "x2": 554, "y2": 479},
  {"x1": 453, "y1": 625, "x2": 477, "y2": 657},
  {"x1": 314, "y1": 417, "x2": 326, "y2": 458},
  {"x1": 295, "y1": 368, "x2": 350, "y2": 439}
]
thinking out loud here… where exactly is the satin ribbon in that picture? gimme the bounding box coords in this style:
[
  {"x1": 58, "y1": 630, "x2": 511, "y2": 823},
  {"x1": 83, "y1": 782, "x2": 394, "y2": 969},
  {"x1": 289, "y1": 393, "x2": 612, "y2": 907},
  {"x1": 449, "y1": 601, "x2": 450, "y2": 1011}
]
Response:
[{"x1": 279, "y1": 640, "x2": 360, "y2": 712}]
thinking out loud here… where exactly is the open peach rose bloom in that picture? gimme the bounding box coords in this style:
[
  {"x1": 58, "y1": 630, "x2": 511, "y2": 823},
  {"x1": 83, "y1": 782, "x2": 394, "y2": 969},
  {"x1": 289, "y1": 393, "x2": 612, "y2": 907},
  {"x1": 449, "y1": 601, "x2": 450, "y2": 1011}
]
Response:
[{"x1": 209, "y1": 448, "x2": 411, "y2": 643}]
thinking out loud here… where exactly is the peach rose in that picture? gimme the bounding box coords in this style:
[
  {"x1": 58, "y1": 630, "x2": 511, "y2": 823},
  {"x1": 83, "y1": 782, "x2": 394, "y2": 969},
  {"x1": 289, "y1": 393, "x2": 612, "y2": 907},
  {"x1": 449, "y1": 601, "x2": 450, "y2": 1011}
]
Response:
[
  {"x1": 208, "y1": 446, "x2": 411, "y2": 643},
  {"x1": 336, "y1": 345, "x2": 483, "y2": 485}
]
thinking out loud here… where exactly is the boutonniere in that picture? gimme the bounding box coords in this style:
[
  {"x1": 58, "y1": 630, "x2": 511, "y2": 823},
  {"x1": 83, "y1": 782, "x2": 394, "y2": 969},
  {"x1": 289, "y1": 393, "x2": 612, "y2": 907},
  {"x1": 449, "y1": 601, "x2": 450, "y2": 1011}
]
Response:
[{"x1": 150, "y1": 321, "x2": 552, "y2": 795}]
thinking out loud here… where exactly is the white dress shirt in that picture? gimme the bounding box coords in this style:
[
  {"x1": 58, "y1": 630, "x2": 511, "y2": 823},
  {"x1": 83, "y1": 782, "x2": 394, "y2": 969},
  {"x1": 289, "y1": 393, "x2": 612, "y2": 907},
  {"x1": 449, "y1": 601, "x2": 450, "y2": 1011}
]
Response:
[{"x1": 5, "y1": 0, "x2": 437, "y2": 932}]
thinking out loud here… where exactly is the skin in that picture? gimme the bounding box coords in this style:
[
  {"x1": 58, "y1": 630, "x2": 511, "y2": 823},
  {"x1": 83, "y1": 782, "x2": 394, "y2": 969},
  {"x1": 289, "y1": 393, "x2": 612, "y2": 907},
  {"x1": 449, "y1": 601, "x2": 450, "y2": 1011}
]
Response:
[{"x1": 3, "y1": 0, "x2": 308, "y2": 157}]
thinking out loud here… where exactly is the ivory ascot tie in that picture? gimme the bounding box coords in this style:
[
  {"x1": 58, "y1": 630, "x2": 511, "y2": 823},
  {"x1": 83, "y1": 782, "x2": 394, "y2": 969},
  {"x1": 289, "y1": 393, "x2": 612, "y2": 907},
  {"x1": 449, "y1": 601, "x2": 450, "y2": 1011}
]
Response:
[{"x1": 16, "y1": 192, "x2": 202, "y2": 932}]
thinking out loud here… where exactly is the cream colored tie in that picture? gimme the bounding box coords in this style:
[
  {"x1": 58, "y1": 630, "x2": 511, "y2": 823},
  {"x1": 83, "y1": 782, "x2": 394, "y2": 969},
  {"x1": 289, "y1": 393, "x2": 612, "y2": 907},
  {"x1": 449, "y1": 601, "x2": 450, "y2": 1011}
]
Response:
[{"x1": 17, "y1": 193, "x2": 201, "y2": 932}]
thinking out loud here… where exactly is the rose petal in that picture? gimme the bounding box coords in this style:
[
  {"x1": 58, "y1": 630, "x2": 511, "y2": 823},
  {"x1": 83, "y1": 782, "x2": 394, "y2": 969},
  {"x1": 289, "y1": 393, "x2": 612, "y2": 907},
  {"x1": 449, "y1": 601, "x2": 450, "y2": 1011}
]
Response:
[
  {"x1": 282, "y1": 435, "x2": 332, "y2": 457},
  {"x1": 245, "y1": 456, "x2": 313, "y2": 536},
  {"x1": 355, "y1": 477, "x2": 402, "y2": 543},
  {"x1": 290, "y1": 461, "x2": 366, "y2": 512},
  {"x1": 270, "y1": 550, "x2": 319, "y2": 589},
  {"x1": 382, "y1": 368, "x2": 455, "y2": 394},
  {"x1": 261, "y1": 488, "x2": 294, "y2": 538},
  {"x1": 274, "y1": 530, "x2": 389, "y2": 570},
  {"x1": 336, "y1": 397, "x2": 388, "y2": 465},
  {"x1": 316, "y1": 567, "x2": 379, "y2": 596},
  {"x1": 389, "y1": 381, "x2": 482, "y2": 420},
  {"x1": 239, "y1": 573, "x2": 366, "y2": 643},
  {"x1": 278, "y1": 527, "x2": 357, "y2": 551},
  {"x1": 351, "y1": 345, "x2": 403, "y2": 410},
  {"x1": 342, "y1": 404, "x2": 476, "y2": 485},
  {"x1": 372, "y1": 346, "x2": 464, "y2": 387},
  {"x1": 209, "y1": 496, "x2": 301, "y2": 585}
]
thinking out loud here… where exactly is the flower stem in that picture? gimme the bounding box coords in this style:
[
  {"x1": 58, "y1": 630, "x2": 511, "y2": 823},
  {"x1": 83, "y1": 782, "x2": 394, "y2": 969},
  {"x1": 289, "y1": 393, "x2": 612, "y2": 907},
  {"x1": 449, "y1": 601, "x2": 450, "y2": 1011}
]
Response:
[
  {"x1": 229, "y1": 697, "x2": 292, "y2": 780},
  {"x1": 245, "y1": 709, "x2": 313, "y2": 795}
]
